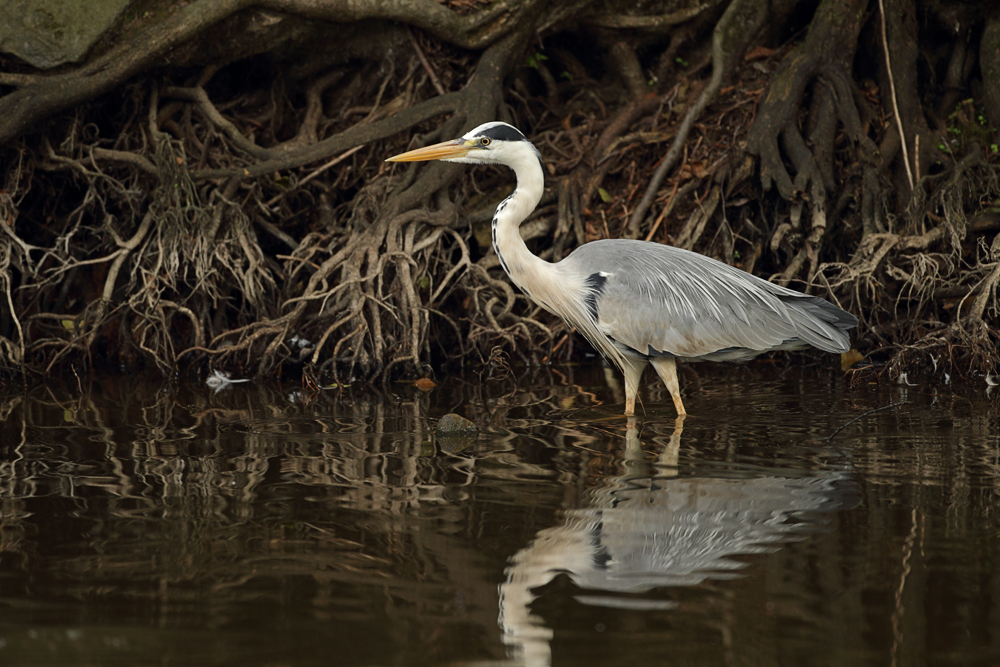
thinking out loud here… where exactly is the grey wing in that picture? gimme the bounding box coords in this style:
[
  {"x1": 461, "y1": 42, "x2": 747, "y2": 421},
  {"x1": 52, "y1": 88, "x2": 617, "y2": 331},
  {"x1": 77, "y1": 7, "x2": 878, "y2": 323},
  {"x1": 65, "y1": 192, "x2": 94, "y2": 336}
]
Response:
[{"x1": 565, "y1": 240, "x2": 856, "y2": 361}]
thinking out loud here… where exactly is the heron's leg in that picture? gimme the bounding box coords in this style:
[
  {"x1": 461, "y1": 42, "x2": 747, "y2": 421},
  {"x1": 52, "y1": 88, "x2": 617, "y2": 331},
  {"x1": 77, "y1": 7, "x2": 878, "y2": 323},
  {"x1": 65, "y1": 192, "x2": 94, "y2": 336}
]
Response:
[
  {"x1": 621, "y1": 356, "x2": 647, "y2": 416},
  {"x1": 651, "y1": 356, "x2": 687, "y2": 416}
]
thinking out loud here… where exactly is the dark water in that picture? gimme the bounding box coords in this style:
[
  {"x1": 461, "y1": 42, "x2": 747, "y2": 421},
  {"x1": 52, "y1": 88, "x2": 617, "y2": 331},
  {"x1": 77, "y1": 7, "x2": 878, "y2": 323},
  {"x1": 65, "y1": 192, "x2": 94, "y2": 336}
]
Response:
[{"x1": 1, "y1": 362, "x2": 999, "y2": 666}]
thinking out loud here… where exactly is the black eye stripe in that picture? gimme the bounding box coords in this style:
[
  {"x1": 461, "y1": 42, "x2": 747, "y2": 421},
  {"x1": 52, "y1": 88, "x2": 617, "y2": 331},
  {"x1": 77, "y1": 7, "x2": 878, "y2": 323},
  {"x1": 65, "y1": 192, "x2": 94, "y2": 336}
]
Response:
[
  {"x1": 480, "y1": 124, "x2": 527, "y2": 142},
  {"x1": 469, "y1": 123, "x2": 529, "y2": 144}
]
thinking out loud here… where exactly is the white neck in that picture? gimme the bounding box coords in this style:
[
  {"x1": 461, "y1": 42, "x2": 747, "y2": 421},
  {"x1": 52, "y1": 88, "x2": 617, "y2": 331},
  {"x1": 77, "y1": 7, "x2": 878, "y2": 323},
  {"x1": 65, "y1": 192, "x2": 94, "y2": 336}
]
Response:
[
  {"x1": 492, "y1": 153, "x2": 547, "y2": 295},
  {"x1": 487, "y1": 142, "x2": 628, "y2": 375}
]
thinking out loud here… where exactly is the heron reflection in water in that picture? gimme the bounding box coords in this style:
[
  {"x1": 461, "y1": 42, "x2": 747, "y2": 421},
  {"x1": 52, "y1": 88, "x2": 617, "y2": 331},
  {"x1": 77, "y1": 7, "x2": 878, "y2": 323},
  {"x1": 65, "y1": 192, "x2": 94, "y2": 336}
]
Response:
[
  {"x1": 496, "y1": 418, "x2": 859, "y2": 666},
  {"x1": 388, "y1": 123, "x2": 857, "y2": 416}
]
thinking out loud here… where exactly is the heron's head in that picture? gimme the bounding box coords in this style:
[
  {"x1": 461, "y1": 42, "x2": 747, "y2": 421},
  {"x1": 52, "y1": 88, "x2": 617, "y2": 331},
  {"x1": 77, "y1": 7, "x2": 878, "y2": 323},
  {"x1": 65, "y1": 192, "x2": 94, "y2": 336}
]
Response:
[{"x1": 386, "y1": 121, "x2": 541, "y2": 168}]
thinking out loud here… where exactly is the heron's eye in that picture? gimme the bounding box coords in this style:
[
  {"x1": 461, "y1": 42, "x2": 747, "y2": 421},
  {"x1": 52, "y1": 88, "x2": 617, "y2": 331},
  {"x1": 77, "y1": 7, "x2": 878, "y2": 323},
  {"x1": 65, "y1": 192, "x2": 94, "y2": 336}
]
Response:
[{"x1": 479, "y1": 137, "x2": 490, "y2": 146}]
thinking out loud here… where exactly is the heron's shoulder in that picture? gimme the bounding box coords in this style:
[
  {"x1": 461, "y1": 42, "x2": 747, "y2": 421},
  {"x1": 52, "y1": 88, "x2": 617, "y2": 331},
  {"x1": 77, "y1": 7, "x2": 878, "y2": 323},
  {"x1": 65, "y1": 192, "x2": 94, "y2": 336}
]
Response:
[{"x1": 565, "y1": 239, "x2": 732, "y2": 276}]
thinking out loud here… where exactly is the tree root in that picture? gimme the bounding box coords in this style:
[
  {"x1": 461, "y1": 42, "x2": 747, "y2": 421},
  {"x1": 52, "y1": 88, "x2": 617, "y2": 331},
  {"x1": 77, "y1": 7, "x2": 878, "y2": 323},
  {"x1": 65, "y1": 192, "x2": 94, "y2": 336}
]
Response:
[
  {"x1": 193, "y1": 24, "x2": 536, "y2": 381},
  {"x1": 3, "y1": 0, "x2": 999, "y2": 385},
  {"x1": 628, "y1": 0, "x2": 768, "y2": 231},
  {"x1": 740, "y1": 0, "x2": 874, "y2": 290},
  {"x1": 0, "y1": 0, "x2": 538, "y2": 145}
]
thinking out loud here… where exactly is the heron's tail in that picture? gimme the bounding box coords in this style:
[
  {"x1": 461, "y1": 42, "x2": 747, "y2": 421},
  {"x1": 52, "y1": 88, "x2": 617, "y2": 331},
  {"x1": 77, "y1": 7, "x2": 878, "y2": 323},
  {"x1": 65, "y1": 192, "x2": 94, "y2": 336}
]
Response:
[{"x1": 783, "y1": 294, "x2": 858, "y2": 353}]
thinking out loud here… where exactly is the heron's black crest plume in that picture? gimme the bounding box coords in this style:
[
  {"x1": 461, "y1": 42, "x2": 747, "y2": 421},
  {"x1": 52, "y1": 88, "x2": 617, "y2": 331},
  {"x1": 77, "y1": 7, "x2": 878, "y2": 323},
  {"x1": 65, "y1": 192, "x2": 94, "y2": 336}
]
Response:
[{"x1": 472, "y1": 123, "x2": 529, "y2": 143}]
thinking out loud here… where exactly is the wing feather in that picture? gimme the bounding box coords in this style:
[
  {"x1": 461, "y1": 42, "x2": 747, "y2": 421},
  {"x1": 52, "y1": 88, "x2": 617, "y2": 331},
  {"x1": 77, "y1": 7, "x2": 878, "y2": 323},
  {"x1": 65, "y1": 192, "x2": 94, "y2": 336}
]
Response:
[{"x1": 560, "y1": 240, "x2": 856, "y2": 361}]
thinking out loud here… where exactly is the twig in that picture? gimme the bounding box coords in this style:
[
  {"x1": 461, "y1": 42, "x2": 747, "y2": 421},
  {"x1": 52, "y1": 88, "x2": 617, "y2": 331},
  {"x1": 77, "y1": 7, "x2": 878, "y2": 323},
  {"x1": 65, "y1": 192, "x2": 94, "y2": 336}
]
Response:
[
  {"x1": 88, "y1": 147, "x2": 158, "y2": 176},
  {"x1": 264, "y1": 145, "x2": 364, "y2": 208},
  {"x1": 644, "y1": 178, "x2": 697, "y2": 242},
  {"x1": 628, "y1": 0, "x2": 755, "y2": 230},
  {"x1": 825, "y1": 400, "x2": 905, "y2": 441},
  {"x1": 310, "y1": 308, "x2": 364, "y2": 365},
  {"x1": 255, "y1": 218, "x2": 298, "y2": 252},
  {"x1": 71, "y1": 365, "x2": 83, "y2": 395},
  {"x1": 878, "y1": 0, "x2": 914, "y2": 190},
  {"x1": 84, "y1": 210, "x2": 154, "y2": 351},
  {"x1": 587, "y1": 4, "x2": 710, "y2": 30},
  {"x1": 160, "y1": 300, "x2": 205, "y2": 349},
  {"x1": 429, "y1": 228, "x2": 472, "y2": 304},
  {"x1": 408, "y1": 27, "x2": 446, "y2": 96},
  {"x1": 163, "y1": 85, "x2": 273, "y2": 160},
  {"x1": 192, "y1": 89, "x2": 462, "y2": 180},
  {"x1": 1, "y1": 271, "x2": 23, "y2": 364},
  {"x1": 0, "y1": 206, "x2": 43, "y2": 266},
  {"x1": 962, "y1": 261, "x2": 1000, "y2": 323}
]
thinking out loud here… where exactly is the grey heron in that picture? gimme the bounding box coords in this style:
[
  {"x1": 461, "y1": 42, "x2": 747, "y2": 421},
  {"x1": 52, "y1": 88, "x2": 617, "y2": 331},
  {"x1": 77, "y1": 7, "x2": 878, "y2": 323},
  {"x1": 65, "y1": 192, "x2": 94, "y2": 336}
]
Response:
[{"x1": 387, "y1": 122, "x2": 857, "y2": 416}]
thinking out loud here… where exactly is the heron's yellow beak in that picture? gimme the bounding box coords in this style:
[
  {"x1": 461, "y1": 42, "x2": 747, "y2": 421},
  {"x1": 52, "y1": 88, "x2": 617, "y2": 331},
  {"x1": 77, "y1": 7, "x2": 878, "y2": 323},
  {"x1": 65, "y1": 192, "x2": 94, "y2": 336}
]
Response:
[{"x1": 385, "y1": 139, "x2": 472, "y2": 162}]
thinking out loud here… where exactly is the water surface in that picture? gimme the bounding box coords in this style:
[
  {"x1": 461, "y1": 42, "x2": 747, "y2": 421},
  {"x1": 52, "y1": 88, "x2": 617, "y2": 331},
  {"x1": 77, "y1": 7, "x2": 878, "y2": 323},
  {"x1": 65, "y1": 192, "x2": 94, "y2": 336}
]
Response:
[{"x1": 1, "y1": 363, "x2": 999, "y2": 666}]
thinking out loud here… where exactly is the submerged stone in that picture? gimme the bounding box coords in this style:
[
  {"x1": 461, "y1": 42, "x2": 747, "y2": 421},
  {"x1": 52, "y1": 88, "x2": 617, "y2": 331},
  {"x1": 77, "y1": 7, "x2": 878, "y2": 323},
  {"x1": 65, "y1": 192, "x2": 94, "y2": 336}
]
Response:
[{"x1": 435, "y1": 413, "x2": 478, "y2": 436}]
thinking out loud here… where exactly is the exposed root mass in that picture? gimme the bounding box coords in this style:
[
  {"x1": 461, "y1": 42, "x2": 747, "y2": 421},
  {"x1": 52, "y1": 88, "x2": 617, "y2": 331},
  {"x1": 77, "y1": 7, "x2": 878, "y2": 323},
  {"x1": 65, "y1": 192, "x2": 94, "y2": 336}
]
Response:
[{"x1": 1, "y1": 0, "x2": 999, "y2": 386}]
